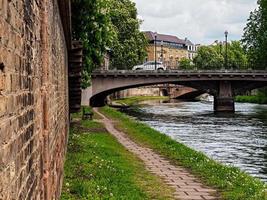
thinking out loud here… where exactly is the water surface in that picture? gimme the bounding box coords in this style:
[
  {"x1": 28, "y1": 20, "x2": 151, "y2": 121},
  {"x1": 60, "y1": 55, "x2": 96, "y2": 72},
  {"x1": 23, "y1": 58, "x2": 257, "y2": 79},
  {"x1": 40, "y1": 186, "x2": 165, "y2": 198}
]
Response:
[{"x1": 122, "y1": 100, "x2": 267, "y2": 182}]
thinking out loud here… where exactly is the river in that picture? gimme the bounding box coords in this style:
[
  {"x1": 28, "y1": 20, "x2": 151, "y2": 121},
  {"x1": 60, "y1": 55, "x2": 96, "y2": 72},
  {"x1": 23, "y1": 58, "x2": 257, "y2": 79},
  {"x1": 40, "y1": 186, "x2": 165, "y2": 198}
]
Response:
[{"x1": 121, "y1": 100, "x2": 267, "y2": 183}]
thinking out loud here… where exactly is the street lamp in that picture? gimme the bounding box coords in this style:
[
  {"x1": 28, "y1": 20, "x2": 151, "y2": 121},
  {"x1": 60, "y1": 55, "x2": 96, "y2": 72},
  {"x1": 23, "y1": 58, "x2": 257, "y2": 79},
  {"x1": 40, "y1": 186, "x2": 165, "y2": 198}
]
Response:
[
  {"x1": 219, "y1": 41, "x2": 222, "y2": 55},
  {"x1": 154, "y1": 32, "x2": 157, "y2": 70},
  {"x1": 161, "y1": 40, "x2": 164, "y2": 62},
  {"x1": 224, "y1": 30, "x2": 228, "y2": 69}
]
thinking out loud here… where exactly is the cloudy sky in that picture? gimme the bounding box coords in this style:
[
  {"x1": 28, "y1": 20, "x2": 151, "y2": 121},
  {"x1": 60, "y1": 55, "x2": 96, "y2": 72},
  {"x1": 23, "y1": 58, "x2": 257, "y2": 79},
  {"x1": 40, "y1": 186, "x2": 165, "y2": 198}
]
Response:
[{"x1": 132, "y1": 0, "x2": 258, "y2": 44}]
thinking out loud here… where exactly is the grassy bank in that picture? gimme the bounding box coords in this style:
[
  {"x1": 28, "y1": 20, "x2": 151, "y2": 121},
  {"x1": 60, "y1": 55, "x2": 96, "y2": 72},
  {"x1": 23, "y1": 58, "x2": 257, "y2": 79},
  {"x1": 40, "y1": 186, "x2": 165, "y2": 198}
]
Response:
[
  {"x1": 61, "y1": 111, "x2": 173, "y2": 199},
  {"x1": 100, "y1": 106, "x2": 267, "y2": 200},
  {"x1": 236, "y1": 95, "x2": 267, "y2": 104},
  {"x1": 113, "y1": 96, "x2": 169, "y2": 106}
]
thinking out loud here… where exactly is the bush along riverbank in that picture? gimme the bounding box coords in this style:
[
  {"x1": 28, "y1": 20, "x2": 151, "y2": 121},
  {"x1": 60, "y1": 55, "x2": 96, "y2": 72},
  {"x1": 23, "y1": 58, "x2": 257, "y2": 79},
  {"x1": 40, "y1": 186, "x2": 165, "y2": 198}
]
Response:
[
  {"x1": 99, "y1": 106, "x2": 267, "y2": 200},
  {"x1": 235, "y1": 95, "x2": 267, "y2": 104},
  {"x1": 113, "y1": 96, "x2": 169, "y2": 107},
  {"x1": 61, "y1": 110, "x2": 174, "y2": 200}
]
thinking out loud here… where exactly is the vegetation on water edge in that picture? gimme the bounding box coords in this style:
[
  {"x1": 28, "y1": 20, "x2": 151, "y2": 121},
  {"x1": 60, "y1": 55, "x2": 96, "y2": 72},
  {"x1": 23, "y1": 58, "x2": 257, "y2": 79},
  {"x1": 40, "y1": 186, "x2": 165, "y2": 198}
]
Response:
[
  {"x1": 113, "y1": 96, "x2": 169, "y2": 106},
  {"x1": 61, "y1": 112, "x2": 173, "y2": 200},
  {"x1": 100, "y1": 106, "x2": 267, "y2": 200},
  {"x1": 235, "y1": 95, "x2": 267, "y2": 104}
]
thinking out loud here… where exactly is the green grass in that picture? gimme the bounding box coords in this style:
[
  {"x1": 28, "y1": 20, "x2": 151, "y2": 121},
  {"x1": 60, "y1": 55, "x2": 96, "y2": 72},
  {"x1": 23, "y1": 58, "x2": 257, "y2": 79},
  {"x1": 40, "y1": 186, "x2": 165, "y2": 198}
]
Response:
[
  {"x1": 100, "y1": 106, "x2": 267, "y2": 200},
  {"x1": 236, "y1": 95, "x2": 267, "y2": 104},
  {"x1": 61, "y1": 114, "x2": 173, "y2": 200},
  {"x1": 113, "y1": 96, "x2": 169, "y2": 106}
]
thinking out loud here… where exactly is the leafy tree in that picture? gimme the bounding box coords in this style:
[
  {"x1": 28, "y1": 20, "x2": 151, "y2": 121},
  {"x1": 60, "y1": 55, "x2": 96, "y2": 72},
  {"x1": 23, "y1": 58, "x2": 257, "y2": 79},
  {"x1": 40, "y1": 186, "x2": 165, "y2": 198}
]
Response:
[
  {"x1": 227, "y1": 41, "x2": 248, "y2": 69},
  {"x1": 71, "y1": 0, "x2": 114, "y2": 88},
  {"x1": 242, "y1": 0, "x2": 267, "y2": 69},
  {"x1": 193, "y1": 42, "x2": 248, "y2": 69},
  {"x1": 179, "y1": 58, "x2": 194, "y2": 70},
  {"x1": 109, "y1": 0, "x2": 148, "y2": 70},
  {"x1": 71, "y1": 0, "x2": 147, "y2": 87},
  {"x1": 193, "y1": 46, "x2": 224, "y2": 69}
]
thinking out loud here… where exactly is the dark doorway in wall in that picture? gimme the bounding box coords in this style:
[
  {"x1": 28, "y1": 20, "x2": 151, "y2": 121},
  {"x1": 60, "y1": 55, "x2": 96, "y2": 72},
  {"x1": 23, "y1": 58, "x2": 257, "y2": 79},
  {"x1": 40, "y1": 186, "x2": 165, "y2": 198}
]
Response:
[{"x1": 161, "y1": 89, "x2": 169, "y2": 96}]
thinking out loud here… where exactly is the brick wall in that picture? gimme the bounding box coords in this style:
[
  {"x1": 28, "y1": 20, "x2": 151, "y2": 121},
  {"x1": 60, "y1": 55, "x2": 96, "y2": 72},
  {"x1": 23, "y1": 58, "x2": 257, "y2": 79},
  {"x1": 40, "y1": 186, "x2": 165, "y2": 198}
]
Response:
[{"x1": 0, "y1": 0, "x2": 69, "y2": 199}]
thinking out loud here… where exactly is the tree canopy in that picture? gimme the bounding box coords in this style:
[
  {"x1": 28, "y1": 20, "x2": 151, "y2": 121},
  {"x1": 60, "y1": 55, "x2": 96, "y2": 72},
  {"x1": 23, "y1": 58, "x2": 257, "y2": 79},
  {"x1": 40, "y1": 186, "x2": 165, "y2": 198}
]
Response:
[
  {"x1": 71, "y1": 0, "x2": 147, "y2": 88},
  {"x1": 109, "y1": 0, "x2": 147, "y2": 70},
  {"x1": 193, "y1": 41, "x2": 248, "y2": 69},
  {"x1": 242, "y1": 0, "x2": 267, "y2": 69}
]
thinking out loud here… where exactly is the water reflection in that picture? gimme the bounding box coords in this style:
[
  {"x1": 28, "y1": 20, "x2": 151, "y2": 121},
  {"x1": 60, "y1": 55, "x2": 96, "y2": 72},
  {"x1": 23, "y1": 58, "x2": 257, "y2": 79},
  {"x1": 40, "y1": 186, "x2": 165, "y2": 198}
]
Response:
[{"x1": 122, "y1": 100, "x2": 267, "y2": 182}]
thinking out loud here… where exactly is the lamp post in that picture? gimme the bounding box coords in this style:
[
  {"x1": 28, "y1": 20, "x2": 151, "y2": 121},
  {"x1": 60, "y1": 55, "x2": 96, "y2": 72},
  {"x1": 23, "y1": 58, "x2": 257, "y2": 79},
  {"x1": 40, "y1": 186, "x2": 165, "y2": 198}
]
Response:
[
  {"x1": 224, "y1": 30, "x2": 228, "y2": 69},
  {"x1": 154, "y1": 32, "x2": 157, "y2": 70},
  {"x1": 161, "y1": 40, "x2": 164, "y2": 62},
  {"x1": 219, "y1": 41, "x2": 222, "y2": 55}
]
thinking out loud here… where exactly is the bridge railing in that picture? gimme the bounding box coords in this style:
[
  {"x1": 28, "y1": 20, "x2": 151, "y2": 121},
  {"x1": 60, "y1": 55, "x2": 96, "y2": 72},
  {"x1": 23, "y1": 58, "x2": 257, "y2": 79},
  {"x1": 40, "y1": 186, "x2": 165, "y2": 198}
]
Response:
[
  {"x1": 103, "y1": 62, "x2": 267, "y2": 72},
  {"x1": 93, "y1": 69, "x2": 267, "y2": 74}
]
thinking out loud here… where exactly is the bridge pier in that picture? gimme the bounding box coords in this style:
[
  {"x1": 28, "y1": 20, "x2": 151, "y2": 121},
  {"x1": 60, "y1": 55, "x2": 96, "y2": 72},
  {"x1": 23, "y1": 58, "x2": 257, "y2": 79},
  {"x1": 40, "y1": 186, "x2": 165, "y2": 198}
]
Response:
[{"x1": 214, "y1": 81, "x2": 235, "y2": 112}]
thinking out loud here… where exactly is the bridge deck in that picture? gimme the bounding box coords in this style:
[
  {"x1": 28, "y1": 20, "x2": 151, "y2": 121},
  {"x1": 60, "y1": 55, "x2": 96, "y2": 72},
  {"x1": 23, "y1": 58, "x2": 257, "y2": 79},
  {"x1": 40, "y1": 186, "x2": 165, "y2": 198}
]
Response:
[{"x1": 92, "y1": 70, "x2": 267, "y2": 80}]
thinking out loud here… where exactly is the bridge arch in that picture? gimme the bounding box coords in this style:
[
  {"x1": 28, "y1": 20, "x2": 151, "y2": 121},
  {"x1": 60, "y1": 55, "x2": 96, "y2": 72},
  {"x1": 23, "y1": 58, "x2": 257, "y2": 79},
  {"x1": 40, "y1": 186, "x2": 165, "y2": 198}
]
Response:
[
  {"x1": 90, "y1": 70, "x2": 267, "y2": 112},
  {"x1": 90, "y1": 80, "x2": 213, "y2": 107}
]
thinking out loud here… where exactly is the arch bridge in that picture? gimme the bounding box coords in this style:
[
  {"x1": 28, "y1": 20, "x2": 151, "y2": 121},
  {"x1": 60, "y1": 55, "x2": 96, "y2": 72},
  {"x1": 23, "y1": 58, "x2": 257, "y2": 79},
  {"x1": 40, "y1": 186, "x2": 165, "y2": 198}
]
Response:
[{"x1": 90, "y1": 70, "x2": 267, "y2": 112}]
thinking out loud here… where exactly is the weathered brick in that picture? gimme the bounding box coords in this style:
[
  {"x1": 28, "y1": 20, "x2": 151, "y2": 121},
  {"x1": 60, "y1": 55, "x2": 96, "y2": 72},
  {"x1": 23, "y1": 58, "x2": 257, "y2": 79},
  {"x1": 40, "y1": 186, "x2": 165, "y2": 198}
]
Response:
[
  {"x1": 0, "y1": 0, "x2": 70, "y2": 199},
  {"x1": 0, "y1": 95, "x2": 7, "y2": 116},
  {"x1": 0, "y1": 74, "x2": 5, "y2": 91}
]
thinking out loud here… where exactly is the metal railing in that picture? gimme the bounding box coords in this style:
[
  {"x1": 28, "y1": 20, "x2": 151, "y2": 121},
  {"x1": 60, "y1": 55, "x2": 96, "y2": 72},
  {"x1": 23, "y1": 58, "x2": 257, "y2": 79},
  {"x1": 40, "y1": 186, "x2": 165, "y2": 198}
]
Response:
[
  {"x1": 104, "y1": 62, "x2": 267, "y2": 72},
  {"x1": 93, "y1": 69, "x2": 267, "y2": 75}
]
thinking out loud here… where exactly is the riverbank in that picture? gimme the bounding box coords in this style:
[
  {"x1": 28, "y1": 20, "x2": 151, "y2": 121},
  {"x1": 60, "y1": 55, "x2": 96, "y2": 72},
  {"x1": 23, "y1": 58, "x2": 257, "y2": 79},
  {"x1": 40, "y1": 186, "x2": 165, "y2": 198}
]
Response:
[
  {"x1": 99, "y1": 104, "x2": 267, "y2": 199},
  {"x1": 236, "y1": 95, "x2": 267, "y2": 104},
  {"x1": 61, "y1": 109, "x2": 173, "y2": 199},
  {"x1": 113, "y1": 96, "x2": 169, "y2": 106}
]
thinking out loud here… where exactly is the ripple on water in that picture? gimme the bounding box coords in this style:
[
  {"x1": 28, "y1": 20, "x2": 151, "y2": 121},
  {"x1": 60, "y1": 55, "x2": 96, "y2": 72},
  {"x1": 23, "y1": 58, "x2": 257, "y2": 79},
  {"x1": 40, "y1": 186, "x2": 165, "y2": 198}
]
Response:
[{"x1": 123, "y1": 101, "x2": 267, "y2": 182}]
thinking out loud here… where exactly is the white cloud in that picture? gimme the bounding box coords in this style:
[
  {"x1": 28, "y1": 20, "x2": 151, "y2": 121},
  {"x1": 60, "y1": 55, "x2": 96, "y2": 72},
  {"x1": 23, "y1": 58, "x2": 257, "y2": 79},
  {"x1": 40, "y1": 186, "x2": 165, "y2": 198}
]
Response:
[{"x1": 132, "y1": 0, "x2": 258, "y2": 44}]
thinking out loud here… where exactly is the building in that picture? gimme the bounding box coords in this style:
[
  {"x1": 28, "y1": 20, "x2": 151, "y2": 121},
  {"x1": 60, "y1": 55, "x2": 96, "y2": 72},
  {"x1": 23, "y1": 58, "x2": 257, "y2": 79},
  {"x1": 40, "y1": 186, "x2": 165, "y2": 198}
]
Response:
[
  {"x1": 144, "y1": 31, "x2": 188, "y2": 69},
  {"x1": 185, "y1": 38, "x2": 198, "y2": 60}
]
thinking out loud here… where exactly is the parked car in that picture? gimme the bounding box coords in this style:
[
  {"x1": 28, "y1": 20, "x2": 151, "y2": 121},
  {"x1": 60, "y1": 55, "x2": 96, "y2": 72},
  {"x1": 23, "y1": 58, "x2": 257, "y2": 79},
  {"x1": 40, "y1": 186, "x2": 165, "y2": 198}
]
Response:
[{"x1": 132, "y1": 61, "x2": 166, "y2": 71}]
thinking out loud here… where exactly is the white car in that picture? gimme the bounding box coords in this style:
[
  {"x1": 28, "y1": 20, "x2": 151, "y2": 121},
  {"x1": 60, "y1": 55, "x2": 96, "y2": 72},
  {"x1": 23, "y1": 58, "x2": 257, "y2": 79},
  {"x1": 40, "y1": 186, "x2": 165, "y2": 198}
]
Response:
[{"x1": 132, "y1": 61, "x2": 166, "y2": 71}]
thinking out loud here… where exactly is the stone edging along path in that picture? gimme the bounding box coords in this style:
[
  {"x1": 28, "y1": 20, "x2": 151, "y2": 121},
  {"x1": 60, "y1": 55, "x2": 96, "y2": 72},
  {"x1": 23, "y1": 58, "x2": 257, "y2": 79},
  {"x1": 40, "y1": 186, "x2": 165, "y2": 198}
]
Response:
[{"x1": 94, "y1": 108, "x2": 220, "y2": 200}]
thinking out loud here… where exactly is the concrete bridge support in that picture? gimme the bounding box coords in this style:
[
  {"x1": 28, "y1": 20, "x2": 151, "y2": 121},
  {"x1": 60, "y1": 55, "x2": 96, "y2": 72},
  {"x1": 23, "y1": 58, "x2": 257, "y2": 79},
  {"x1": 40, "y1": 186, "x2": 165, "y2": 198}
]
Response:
[{"x1": 214, "y1": 81, "x2": 235, "y2": 112}]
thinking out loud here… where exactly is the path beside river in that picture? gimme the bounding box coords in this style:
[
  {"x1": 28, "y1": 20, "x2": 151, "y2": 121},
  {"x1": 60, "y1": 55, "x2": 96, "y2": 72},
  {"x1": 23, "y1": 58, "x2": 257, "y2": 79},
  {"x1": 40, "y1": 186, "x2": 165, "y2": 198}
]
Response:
[{"x1": 94, "y1": 108, "x2": 220, "y2": 200}]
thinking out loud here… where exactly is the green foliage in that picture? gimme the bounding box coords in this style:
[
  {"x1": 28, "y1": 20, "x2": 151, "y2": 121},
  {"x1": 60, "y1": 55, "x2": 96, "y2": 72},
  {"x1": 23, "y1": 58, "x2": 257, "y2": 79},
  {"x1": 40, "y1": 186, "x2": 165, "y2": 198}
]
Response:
[
  {"x1": 71, "y1": 0, "x2": 147, "y2": 88},
  {"x1": 100, "y1": 106, "x2": 267, "y2": 200},
  {"x1": 114, "y1": 96, "x2": 169, "y2": 106},
  {"x1": 236, "y1": 95, "x2": 267, "y2": 104},
  {"x1": 193, "y1": 46, "x2": 224, "y2": 69},
  {"x1": 71, "y1": 0, "x2": 114, "y2": 88},
  {"x1": 179, "y1": 58, "x2": 194, "y2": 69},
  {"x1": 109, "y1": 0, "x2": 148, "y2": 70},
  {"x1": 193, "y1": 41, "x2": 248, "y2": 69},
  {"x1": 236, "y1": 87, "x2": 267, "y2": 104},
  {"x1": 242, "y1": 0, "x2": 267, "y2": 69}
]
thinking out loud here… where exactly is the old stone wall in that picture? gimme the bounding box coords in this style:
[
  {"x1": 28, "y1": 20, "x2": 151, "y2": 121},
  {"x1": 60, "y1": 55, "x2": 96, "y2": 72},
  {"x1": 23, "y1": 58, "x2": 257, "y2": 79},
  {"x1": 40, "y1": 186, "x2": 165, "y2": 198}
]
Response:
[{"x1": 0, "y1": 0, "x2": 69, "y2": 199}]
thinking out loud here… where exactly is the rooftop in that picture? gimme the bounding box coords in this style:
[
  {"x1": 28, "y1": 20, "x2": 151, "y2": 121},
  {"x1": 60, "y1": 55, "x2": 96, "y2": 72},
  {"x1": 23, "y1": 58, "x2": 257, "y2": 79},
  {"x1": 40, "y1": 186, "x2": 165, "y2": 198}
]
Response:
[{"x1": 144, "y1": 31, "x2": 186, "y2": 45}]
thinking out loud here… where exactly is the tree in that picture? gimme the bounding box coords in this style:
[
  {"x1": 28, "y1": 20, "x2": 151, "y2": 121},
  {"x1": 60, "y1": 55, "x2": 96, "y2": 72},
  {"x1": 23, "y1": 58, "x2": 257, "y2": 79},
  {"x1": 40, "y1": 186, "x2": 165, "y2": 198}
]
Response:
[
  {"x1": 179, "y1": 58, "x2": 194, "y2": 70},
  {"x1": 227, "y1": 41, "x2": 248, "y2": 69},
  {"x1": 71, "y1": 0, "x2": 114, "y2": 88},
  {"x1": 109, "y1": 0, "x2": 148, "y2": 70},
  {"x1": 193, "y1": 46, "x2": 224, "y2": 69},
  {"x1": 193, "y1": 42, "x2": 248, "y2": 69},
  {"x1": 242, "y1": 0, "x2": 267, "y2": 69},
  {"x1": 71, "y1": 0, "x2": 148, "y2": 88}
]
